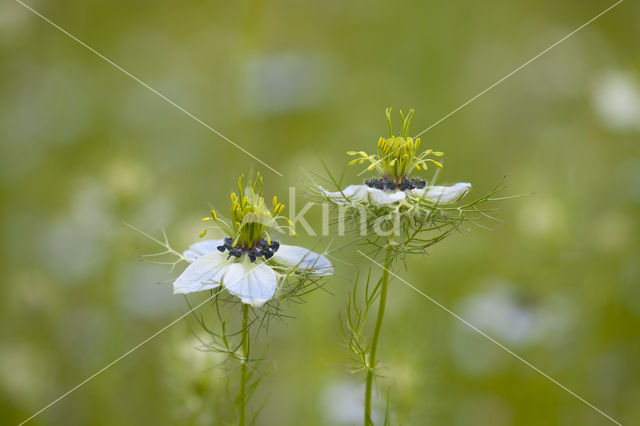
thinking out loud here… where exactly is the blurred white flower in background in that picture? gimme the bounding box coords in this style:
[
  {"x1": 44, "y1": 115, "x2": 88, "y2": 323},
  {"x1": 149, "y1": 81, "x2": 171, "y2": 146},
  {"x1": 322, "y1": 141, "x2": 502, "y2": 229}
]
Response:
[
  {"x1": 321, "y1": 380, "x2": 381, "y2": 425},
  {"x1": 517, "y1": 197, "x2": 566, "y2": 239},
  {"x1": 460, "y1": 284, "x2": 572, "y2": 346},
  {"x1": 0, "y1": 343, "x2": 52, "y2": 408},
  {"x1": 55, "y1": 308, "x2": 110, "y2": 369},
  {"x1": 593, "y1": 210, "x2": 634, "y2": 253},
  {"x1": 9, "y1": 269, "x2": 58, "y2": 314},
  {"x1": 43, "y1": 179, "x2": 113, "y2": 284},
  {"x1": 460, "y1": 286, "x2": 540, "y2": 346},
  {"x1": 116, "y1": 262, "x2": 179, "y2": 319},
  {"x1": 175, "y1": 336, "x2": 222, "y2": 374},
  {"x1": 163, "y1": 336, "x2": 225, "y2": 425},
  {"x1": 131, "y1": 193, "x2": 173, "y2": 230},
  {"x1": 592, "y1": 71, "x2": 640, "y2": 133},
  {"x1": 451, "y1": 283, "x2": 574, "y2": 375},
  {"x1": 105, "y1": 157, "x2": 153, "y2": 198},
  {"x1": 239, "y1": 51, "x2": 332, "y2": 117},
  {"x1": 0, "y1": 2, "x2": 30, "y2": 44},
  {"x1": 0, "y1": 61, "x2": 92, "y2": 180}
]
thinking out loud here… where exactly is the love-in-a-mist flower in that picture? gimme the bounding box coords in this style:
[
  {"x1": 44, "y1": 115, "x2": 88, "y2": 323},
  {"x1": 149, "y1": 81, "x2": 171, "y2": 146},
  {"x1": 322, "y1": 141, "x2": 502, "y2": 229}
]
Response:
[
  {"x1": 314, "y1": 110, "x2": 514, "y2": 426},
  {"x1": 173, "y1": 174, "x2": 333, "y2": 307},
  {"x1": 320, "y1": 108, "x2": 471, "y2": 206}
]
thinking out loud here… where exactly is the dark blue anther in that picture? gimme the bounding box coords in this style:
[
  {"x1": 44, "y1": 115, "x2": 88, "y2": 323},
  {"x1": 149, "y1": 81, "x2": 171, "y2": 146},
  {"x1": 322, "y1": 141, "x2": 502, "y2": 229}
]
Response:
[
  {"x1": 219, "y1": 236, "x2": 280, "y2": 260},
  {"x1": 365, "y1": 177, "x2": 426, "y2": 191}
]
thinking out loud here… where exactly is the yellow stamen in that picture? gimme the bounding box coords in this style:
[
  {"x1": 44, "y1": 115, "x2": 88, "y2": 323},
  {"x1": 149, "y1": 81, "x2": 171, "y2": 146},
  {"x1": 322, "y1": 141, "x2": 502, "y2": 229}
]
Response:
[{"x1": 344, "y1": 109, "x2": 446, "y2": 182}]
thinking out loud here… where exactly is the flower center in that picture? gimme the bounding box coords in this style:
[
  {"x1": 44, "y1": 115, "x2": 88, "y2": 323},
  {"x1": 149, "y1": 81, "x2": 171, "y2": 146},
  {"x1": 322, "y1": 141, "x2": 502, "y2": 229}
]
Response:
[
  {"x1": 217, "y1": 237, "x2": 280, "y2": 262},
  {"x1": 199, "y1": 173, "x2": 294, "y2": 252},
  {"x1": 365, "y1": 177, "x2": 426, "y2": 191}
]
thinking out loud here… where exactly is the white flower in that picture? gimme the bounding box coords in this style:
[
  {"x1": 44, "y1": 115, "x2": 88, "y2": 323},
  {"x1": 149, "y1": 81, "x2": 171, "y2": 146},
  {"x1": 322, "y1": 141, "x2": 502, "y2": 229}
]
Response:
[
  {"x1": 173, "y1": 240, "x2": 333, "y2": 307},
  {"x1": 320, "y1": 182, "x2": 471, "y2": 206},
  {"x1": 592, "y1": 71, "x2": 640, "y2": 132},
  {"x1": 409, "y1": 182, "x2": 471, "y2": 204},
  {"x1": 319, "y1": 185, "x2": 405, "y2": 205}
]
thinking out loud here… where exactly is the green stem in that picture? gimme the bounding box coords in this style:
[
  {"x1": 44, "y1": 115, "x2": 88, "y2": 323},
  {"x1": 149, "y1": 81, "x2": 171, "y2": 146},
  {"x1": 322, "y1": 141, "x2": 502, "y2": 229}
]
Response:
[
  {"x1": 364, "y1": 247, "x2": 392, "y2": 425},
  {"x1": 239, "y1": 304, "x2": 249, "y2": 426}
]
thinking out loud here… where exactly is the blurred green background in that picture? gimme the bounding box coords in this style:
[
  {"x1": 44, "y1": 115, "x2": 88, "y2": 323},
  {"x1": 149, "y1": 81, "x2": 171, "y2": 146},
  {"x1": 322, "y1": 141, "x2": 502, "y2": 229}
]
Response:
[{"x1": 1, "y1": 0, "x2": 639, "y2": 424}]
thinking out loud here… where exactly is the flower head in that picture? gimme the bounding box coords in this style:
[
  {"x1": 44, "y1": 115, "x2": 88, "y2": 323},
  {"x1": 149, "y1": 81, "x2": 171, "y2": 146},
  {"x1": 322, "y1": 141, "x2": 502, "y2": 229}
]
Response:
[
  {"x1": 319, "y1": 109, "x2": 471, "y2": 207},
  {"x1": 174, "y1": 174, "x2": 333, "y2": 307},
  {"x1": 308, "y1": 108, "x2": 507, "y2": 256}
]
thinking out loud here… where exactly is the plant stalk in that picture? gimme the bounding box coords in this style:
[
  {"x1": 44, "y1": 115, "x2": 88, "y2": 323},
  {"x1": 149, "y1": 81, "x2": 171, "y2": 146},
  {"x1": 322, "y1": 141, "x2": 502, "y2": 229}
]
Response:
[
  {"x1": 364, "y1": 247, "x2": 392, "y2": 425},
  {"x1": 239, "y1": 304, "x2": 249, "y2": 426}
]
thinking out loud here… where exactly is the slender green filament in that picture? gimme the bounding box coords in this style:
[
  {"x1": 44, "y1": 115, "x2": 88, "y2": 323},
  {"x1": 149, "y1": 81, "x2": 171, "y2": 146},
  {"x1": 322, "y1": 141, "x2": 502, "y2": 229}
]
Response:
[{"x1": 364, "y1": 247, "x2": 392, "y2": 425}]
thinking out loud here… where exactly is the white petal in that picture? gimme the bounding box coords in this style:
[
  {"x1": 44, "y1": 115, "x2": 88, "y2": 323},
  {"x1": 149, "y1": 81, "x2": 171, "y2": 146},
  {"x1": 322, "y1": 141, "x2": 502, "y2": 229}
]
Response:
[
  {"x1": 222, "y1": 261, "x2": 277, "y2": 307},
  {"x1": 272, "y1": 244, "x2": 333, "y2": 276},
  {"x1": 173, "y1": 252, "x2": 230, "y2": 294},
  {"x1": 409, "y1": 182, "x2": 471, "y2": 204},
  {"x1": 319, "y1": 185, "x2": 369, "y2": 204},
  {"x1": 367, "y1": 188, "x2": 406, "y2": 205},
  {"x1": 183, "y1": 239, "x2": 224, "y2": 261}
]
